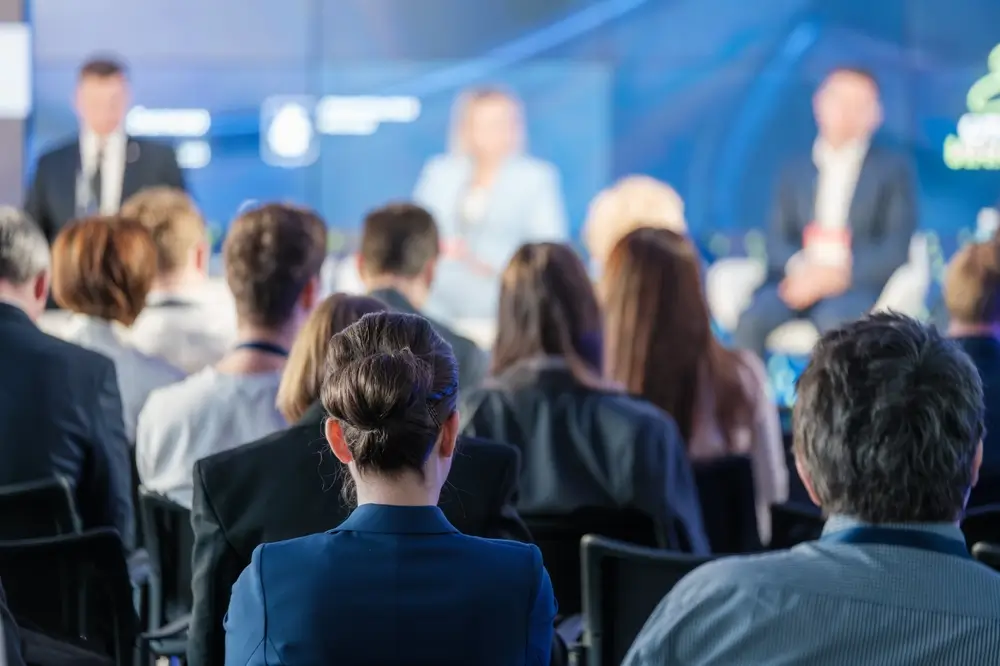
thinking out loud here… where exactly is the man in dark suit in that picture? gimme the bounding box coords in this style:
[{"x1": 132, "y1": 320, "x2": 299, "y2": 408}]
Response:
[
  {"x1": 0, "y1": 208, "x2": 134, "y2": 549},
  {"x1": 356, "y1": 202, "x2": 488, "y2": 390},
  {"x1": 186, "y1": 401, "x2": 530, "y2": 666},
  {"x1": 735, "y1": 67, "x2": 916, "y2": 358},
  {"x1": 24, "y1": 57, "x2": 185, "y2": 245},
  {"x1": 943, "y1": 241, "x2": 1000, "y2": 498}
]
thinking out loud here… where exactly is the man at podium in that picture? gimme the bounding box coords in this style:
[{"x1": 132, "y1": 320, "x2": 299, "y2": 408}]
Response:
[{"x1": 734, "y1": 67, "x2": 916, "y2": 358}]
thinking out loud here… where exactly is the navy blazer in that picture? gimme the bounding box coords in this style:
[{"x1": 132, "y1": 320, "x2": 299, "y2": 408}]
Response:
[
  {"x1": 765, "y1": 144, "x2": 916, "y2": 292},
  {"x1": 224, "y1": 504, "x2": 555, "y2": 666}
]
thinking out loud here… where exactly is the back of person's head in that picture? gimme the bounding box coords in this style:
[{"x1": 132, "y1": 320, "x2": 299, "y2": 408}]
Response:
[
  {"x1": 492, "y1": 242, "x2": 605, "y2": 389},
  {"x1": 794, "y1": 312, "x2": 984, "y2": 523},
  {"x1": 223, "y1": 203, "x2": 327, "y2": 329},
  {"x1": 276, "y1": 293, "x2": 388, "y2": 423},
  {"x1": 358, "y1": 203, "x2": 439, "y2": 283},
  {"x1": 52, "y1": 216, "x2": 157, "y2": 326},
  {"x1": 120, "y1": 187, "x2": 206, "y2": 279},
  {"x1": 0, "y1": 208, "x2": 50, "y2": 320},
  {"x1": 321, "y1": 312, "x2": 460, "y2": 501},
  {"x1": 583, "y1": 175, "x2": 686, "y2": 267},
  {"x1": 944, "y1": 241, "x2": 1000, "y2": 327},
  {"x1": 602, "y1": 227, "x2": 753, "y2": 446}
]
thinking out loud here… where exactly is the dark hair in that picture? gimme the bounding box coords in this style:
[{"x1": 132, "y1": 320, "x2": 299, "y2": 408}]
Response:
[
  {"x1": 79, "y1": 57, "x2": 127, "y2": 80},
  {"x1": 51, "y1": 216, "x2": 157, "y2": 326},
  {"x1": 602, "y1": 227, "x2": 753, "y2": 446},
  {"x1": 321, "y1": 312, "x2": 459, "y2": 491},
  {"x1": 359, "y1": 203, "x2": 439, "y2": 279},
  {"x1": 825, "y1": 66, "x2": 879, "y2": 90},
  {"x1": 944, "y1": 241, "x2": 1000, "y2": 325},
  {"x1": 794, "y1": 312, "x2": 984, "y2": 523},
  {"x1": 223, "y1": 203, "x2": 327, "y2": 328},
  {"x1": 492, "y1": 242, "x2": 607, "y2": 389}
]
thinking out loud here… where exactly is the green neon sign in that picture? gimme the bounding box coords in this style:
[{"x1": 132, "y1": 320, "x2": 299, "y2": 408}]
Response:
[{"x1": 944, "y1": 43, "x2": 1000, "y2": 170}]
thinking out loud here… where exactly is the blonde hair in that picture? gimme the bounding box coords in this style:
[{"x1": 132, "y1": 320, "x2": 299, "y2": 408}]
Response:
[
  {"x1": 447, "y1": 86, "x2": 526, "y2": 156},
  {"x1": 120, "y1": 187, "x2": 205, "y2": 276},
  {"x1": 583, "y1": 175, "x2": 686, "y2": 266},
  {"x1": 276, "y1": 293, "x2": 387, "y2": 423}
]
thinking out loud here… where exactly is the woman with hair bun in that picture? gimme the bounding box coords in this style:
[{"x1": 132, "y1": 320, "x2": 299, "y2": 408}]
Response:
[{"x1": 224, "y1": 311, "x2": 556, "y2": 666}]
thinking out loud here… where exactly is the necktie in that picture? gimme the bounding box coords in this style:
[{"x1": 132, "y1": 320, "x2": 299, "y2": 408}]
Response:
[{"x1": 90, "y1": 144, "x2": 104, "y2": 213}]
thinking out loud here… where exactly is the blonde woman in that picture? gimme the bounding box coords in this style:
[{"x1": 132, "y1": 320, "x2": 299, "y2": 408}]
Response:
[
  {"x1": 583, "y1": 175, "x2": 686, "y2": 271},
  {"x1": 413, "y1": 87, "x2": 567, "y2": 322}
]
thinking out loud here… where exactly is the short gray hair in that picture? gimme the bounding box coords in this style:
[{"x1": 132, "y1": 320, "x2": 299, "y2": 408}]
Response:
[
  {"x1": 0, "y1": 207, "x2": 50, "y2": 285},
  {"x1": 794, "y1": 312, "x2": 984, "y2": 523}
]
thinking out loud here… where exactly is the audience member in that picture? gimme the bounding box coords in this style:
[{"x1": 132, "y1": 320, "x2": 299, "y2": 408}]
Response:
[
  {"x1": 624, "y1": 313, "x2": 1000, "y2": 666},
  {"x1": 462, "y1": 242, "x2": 709, "y2": 554},
  {"x1": 0, "y1": 208, "x2": 133, "y2": 548},
  {"x1": 223, "y1": 312, "x2": 555, "y2": 665},
  {"x1": 136, "y1": 203, "x2": 326, "y2": 507},
  {"x1": 0, "y1": 582, "x2": 25, "y2": 666},
  {"x1": 945, "y1": 241, "x2": 1000, "y2": 484},
  {"x1": 357, "y1": 202, "x2": 487, "y2": 390},
  {"x1": 52, "y1": 216, "x2": 184, "y2": 441},
  {"x1": 601, "y1": 228, "x2": 786, "y2": 542},
  {"x1": 187, "y1": 295, "x2": 530, "y2": 666},
  {"x1": 583, "y1": 175, "x2": 686, "y2": 271},
  {"x1": 122, "y1": 187, "x2": 237, "y2": 373}
]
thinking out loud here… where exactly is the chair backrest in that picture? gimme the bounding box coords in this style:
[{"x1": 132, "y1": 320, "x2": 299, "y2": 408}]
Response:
[
  {"x1": 972, "y1": 541, "x2": 1000, "y2": 573},
  {"x1": 769, "y1": 502, "x2": 825, "y2": 549},
  {"x1": 138, "y1": 488, "x2": 194, "y2": 629},
  {"x1": 523, "y1": 508, "x2": 658, "y2": 616},
  {"x1": 581, "y1": 534, "x2": 713, "y2": 666},
  {"x1": 0, "y1": 476, "x2": 82, "y2": 539},
  {"x1": 692, "y1": 456, "x2": 761, "y2": 553},
  {"x1": 0, "y1": 528, "x2": 136, "y2": 665},
  {"x1": 961, "y1": 505, "x2": 1000, "y2": 549},
  {"x1": 968, "y1": 472, "x2": 1000, "y2": 509}
]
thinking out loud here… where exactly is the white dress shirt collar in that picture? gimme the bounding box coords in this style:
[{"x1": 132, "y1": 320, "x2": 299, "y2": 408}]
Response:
[
  {"x1": 812, "y1": 137, "x2": 869, "y2": 169},
  {"x1": 80, "y1": 126, "x2": 127, "y2": 169}
]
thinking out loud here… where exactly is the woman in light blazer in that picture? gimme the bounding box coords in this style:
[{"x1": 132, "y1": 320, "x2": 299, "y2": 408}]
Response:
[{"x1": 414, "y1": 87, "x2": 568, "y2": 322}]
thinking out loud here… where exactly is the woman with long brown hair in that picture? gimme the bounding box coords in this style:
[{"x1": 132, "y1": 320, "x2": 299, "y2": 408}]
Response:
[
  {"x1": 601, "y1": 227, "x2": 787, "y2": 542},
  {"x1": 463, "y1": 243, "x2": 709, "y2": 570}
]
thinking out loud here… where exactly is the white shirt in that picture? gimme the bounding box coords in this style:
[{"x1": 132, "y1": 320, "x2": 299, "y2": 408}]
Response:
[
  {"x1": 59, "y1": 313, "x2": 185, "y2": 442},
  {"x1": 812, "y1": 138, "x2": 869, "y2": 231},
  {"x1": 79, "y1": 127, "x2": 128, "y2": 215},
  {"x1": 136, "y1": 367, "x2": 287, "y2": 508},
  {"x1": 129, "y1": 279, "x2": 238, "y2": 374}
]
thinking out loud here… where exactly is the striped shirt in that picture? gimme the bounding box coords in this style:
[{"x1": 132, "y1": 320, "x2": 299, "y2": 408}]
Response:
[{"x1": 623, "y1": 516, "x2": 1000, "y2": 665}]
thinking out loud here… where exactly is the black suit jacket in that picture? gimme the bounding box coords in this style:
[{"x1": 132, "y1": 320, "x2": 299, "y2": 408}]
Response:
[
  {"x1": 765, "y1": 144, "x2": 916, "y2": 292},
  {"x1": 0, "y1": 303, "x2": 133, "y2": 548},
  {"x1": 369, "y1": 288, "x2": 487, "y2": 391},
  {"x1": 187, "y1": 402, "x2": 530, "y2": 666},
  {"x1": 24, "y1": 136, "x2": 185, "y2": 243},
  {"x1": 957, "y1": 336, "x2": 1000, "y2": 488}
]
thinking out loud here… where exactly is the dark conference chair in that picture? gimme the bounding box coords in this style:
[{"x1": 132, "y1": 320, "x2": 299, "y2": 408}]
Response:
[
  {"x1": 972, "y1": 541, "x2": 1000, "y2": 573},
  {"x1": 0, "y1": 528, "x2": 137, "y2": 666},
  {"x1": 578, "y1": 534, "x2": 713, "y2": 666},
  {"x1": 692, "y1": 456, "x2": 761, "y2": 554},
  {"x1": 523, "y1": 509, "x2": 659, "y2": 617},
  {"x1": 0, "y1": 475, "x2": 82, "y2": 539},
  {"x1": 962, "y1": 504, "x2": 1000, "y2": 550},
  {"x1": 769, "y1": 502, "x2": 825, "y2": 550}
]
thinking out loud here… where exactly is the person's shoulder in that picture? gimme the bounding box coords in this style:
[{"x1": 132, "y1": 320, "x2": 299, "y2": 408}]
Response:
[
  {"x1": 452, "y1": 531, "x2": 542, "y2": 571},
  {"x1": 512, "y1": 155, "x2": 559, "y2": 181},
  {"x1": 667, "y1": 550, "x2": 799, "y2": 605},
  {"x1": 130, "y1": 137, "x2": 177, "y2": 158},
  {"x1": 196, "y1": 421, "x2": 315, "y2": 486},
  {"x1": 453, "y1": 435, "x2": 518, "y2": 473},
  {"x1": 34, "y1": 138, "x2": 78, "y2": 165},
  {"x1": 418, "y1": 153, "x2": 460, "y2": 180},
  {"x1": 140, "y1": 368, "x2": 220, "y2": 423},
  {"x1": 22, "y1": 326, "x2": 116, "y2": 374}
]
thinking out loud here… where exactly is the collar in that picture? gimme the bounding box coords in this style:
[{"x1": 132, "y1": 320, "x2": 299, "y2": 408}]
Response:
[
  {"x1": 331, "y1": 503, "x2": 458, "y2": 535},
  {"x1": 823, "y1": 514, "x2": 965, "y2": 543},
  {"x1": 812, "y1": 138, "x2": 869, "y2": 167},
  {"x1": 64, "y1": 312, "x2": 130, "y2": 343},
  {"x1": 0, "y1": 301, "x2": 34, "y2": 327},
  {"x1": 369, "y1": 287, "x2": 418, "y2": 314},
  {"x1": 80, "y1": 127, "x2": 127, "y2": 158}
]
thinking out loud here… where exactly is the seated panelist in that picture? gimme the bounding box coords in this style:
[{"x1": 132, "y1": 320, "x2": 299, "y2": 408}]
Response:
[
  {"x1": 735, "y1": 67, "x2": 916, "y2": 358},
  {"x1": 223, "y1": 312, "x2": 555, "y2": 666}
]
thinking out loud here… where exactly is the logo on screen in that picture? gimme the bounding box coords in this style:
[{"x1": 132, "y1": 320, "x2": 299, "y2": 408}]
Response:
[
  {"x1": 260, "y1": 97, "x2": 319, "y2": 168},
  {"x1": 944, "y1": 43, "x2": 1000, "y2": 170}
]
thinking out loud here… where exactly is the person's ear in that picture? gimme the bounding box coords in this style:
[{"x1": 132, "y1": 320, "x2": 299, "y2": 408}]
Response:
[
  {"x1": 355, "y1": 254, "x2": 366, "y2": 280},
  {"x1": 971, "y1": 440, "x2": 984, "y2": 488},
  {"x1": 422, "y1": 258, "x2": 437, "y2": 290},
  {"x1": 299, "y1": 275, "x2": 320, "y2": 311},
  {"x1": 193, "y1": 240, "x2": 209, "y2": 274},
  {"x1": 325, "y1": 419, "x2": 353, "y2": 464},
  {"x1": 33, "y1": 271, "x2": 49, "y2": 304},
  {"x1": 437, "y1": 410, "x2": 459, "y2": 460},
  {"x1": 795, "y1": 457, "x2": 823, "y2": 509}
]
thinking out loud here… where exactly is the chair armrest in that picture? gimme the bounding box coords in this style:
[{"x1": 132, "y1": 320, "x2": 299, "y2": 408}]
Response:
[{"x1": 140, "y1": 613, "x2": 190, "y2": 642}]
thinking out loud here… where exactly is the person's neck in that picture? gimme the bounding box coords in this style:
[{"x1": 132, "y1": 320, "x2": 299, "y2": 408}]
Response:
[
  {"x1": 215, "y1": 321, "x2": 296, "y2": 375},
  {"x1": 150, "y1": 267, "x2": 204, "y2": 295},
  {"x1": 948, "y1": 321, "x2": 1000, "y2": 339},
  {"x1": 354, "y1": 475, "x2": 442, "y2": 507},
  {"x1": 820, "y1": 134, "x2": 867, "y2": 152},
  {"x1": 471, "y1": 156, "x2": 504, "y2": 187},
  {"x1": 366, "y1": 276, "x2": 428, "y2": 310}
]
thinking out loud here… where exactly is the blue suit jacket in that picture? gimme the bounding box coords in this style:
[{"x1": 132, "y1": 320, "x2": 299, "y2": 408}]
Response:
[
  {"x1": 765, "y1": 144, "x2": 916, "y2": 293},
  {"x1": 224, "y1": 504, "x2": 556, "y2": 666}
]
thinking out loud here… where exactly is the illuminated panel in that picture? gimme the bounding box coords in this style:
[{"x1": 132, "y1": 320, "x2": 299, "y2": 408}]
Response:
[
  {"x1": 0, "y1": 23, "x2": 30, "y2": 119},
  {"x1": 944, "y1": 43, "x2": 1000, "y2": 170}
]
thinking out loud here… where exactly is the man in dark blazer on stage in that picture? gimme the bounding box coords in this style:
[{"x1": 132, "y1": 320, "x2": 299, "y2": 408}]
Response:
[
  {"x1": 186, "y1": 401, "x2": 531, "y2": 666},
  {"x1": 734, "y1": 67, "x2": 917, "y2": 358},
  {"x1": 24, "y1": 57, "x2": 185, "y2": 244}
]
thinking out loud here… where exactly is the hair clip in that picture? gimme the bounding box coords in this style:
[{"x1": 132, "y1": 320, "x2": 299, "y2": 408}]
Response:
[{"x1": 427, "y1": 381, "x2": 458, "y2": 402}]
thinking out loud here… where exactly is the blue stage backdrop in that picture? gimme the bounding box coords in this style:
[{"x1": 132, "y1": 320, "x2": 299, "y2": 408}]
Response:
[{"x1": 25, "y1": 0, "x2": 1000, "y2": 260}]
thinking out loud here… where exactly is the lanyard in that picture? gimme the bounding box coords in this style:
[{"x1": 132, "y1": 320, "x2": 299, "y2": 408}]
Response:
[
  {"x1": 233, "y1": 341, "x2": 289, "y2": 358},
  {"x1": 821, "y1": 527, "x2": 971, "y2": 561}
]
